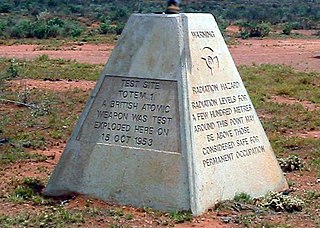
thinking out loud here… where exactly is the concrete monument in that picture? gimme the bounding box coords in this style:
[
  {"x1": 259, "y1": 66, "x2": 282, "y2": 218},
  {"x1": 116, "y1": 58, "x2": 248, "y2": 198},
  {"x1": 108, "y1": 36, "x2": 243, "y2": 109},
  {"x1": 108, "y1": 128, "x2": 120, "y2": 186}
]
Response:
[{"x1": 45, "y1": 12, "x2": 288, "y2": 215}]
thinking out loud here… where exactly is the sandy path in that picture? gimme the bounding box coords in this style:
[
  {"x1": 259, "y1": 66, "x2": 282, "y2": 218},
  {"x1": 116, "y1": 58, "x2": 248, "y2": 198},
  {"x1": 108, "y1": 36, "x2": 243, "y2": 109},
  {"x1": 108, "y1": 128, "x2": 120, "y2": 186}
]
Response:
[{"x1": 0, "y1": 38, "x2": 319, "y2": 72}]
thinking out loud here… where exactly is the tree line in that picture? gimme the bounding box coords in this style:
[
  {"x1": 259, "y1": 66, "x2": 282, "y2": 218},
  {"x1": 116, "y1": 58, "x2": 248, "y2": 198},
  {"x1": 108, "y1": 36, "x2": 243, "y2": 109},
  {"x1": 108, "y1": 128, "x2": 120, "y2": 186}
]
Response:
[{"x1": 0, "y1": 0, "x2": 319, "y2": 39}]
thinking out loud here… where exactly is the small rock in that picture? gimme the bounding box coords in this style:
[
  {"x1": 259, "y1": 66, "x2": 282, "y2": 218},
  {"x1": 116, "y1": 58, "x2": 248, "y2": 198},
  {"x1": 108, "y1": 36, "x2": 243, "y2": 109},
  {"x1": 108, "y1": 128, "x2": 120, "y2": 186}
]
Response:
[
  {"x1": 217, "y1": 212, "x2": 229, "y2": 216},
  {"x1": 0, "y1": 138, "x2": 9, "y2": 144},
  {"x1": 220, "y1": 216, "x2": 232, "y2": 223}
]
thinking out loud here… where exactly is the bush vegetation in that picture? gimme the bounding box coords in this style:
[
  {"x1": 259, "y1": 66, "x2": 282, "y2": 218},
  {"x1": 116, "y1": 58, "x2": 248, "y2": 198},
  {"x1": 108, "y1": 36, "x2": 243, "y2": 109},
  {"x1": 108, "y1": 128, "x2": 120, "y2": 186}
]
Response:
[
  {"x1": 0, "y1": 0, "x2": 319, "y2": 41},
  {"x1": 237, "y1": 21, "x2": 272, "y2": 39}
]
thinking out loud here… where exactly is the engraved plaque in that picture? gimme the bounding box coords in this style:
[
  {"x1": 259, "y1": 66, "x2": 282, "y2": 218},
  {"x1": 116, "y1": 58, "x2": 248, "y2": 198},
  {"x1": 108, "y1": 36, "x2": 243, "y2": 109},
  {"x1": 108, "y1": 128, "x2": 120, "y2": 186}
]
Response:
[{"x1": 78, "y1": 76, "x2": 180, "y2": 153}]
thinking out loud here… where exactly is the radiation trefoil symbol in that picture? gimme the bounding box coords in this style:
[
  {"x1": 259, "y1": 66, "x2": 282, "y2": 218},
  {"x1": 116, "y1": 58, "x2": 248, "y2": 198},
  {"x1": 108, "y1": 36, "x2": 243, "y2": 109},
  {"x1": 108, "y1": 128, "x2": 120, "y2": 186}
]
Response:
[{"x1": 201, "y1": 47, "x2": 220, "y2": 75}]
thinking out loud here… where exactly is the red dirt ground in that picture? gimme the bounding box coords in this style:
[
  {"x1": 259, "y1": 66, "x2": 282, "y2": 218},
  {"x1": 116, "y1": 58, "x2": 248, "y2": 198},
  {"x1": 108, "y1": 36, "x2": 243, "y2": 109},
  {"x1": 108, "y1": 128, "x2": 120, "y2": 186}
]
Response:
[
  {"x1": 0, "y1": 38, "x2": 319, "y2": 72},
  {"x1": 0, "y1": 44, "x2": 112, "y2": 65},
  {"x1": 229, "y1": 39, "x2": 320, "y2": 72},
  {"x1": 7, "y1": 78, "x2": 96, "y2": 92}
]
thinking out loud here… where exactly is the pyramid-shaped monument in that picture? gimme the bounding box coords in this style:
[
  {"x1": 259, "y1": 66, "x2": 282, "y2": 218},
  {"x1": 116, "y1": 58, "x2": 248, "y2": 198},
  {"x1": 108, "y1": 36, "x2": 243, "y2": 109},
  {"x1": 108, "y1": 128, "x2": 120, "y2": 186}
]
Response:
[{"x1": 45, "y1": 13, "x2": 288, "y2": 215}]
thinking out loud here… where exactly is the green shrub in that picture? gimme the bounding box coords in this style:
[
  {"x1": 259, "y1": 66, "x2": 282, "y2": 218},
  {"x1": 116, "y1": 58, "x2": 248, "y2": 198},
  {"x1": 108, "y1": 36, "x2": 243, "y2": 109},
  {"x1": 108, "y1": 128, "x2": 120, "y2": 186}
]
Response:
[
  {"x1": 169, "y1": 211, "x2": 193, "y2": 223},
  {"x1": 278, "y1": 155, "x2": 303, "y2": 172},
  {"x1": 0, "y1": 20, "x2": 7, "y2": 37},
  {"x1": 234, "y1": 192, "x2": 253, "y2": 203},
  {"x1": 46, "y1": 24, "x2": 62, "y2": 37},
  {"x1": 216, "y1": 16, "x2": 229, "y2": 36},
  {"x1": 8, "y1": 17, "x2": 85, "y2": 39},
  {"x1": 46, "y1": 18, "x2": 64, "y2": 37},
  {"x1": 99, "y1": 20, "x2": 112, "y2": 34},
  {"x1": 283, "y1": 23, "x2": 293, "y2": 35},
  {"x1": 259, "y1": 191, "x2": 304, "y2": 212},
  {"x1": 7, "y1": 58, "x2": 19, "y2": 78},
  {"x1": 47, "y1": 17, "x2": 64, "y2": 27},
  {"x1": 48, "y1": 0, "x2": 58, "y2": 7},
  {"x1": 239, "y1": 29, "x2": 250, "y2": 39},
  {"x1": 69, "y1": 4, "x2": 84, "y2": 14},
  {"x1": 290, "y1": 21, "x2": 304, "y2": 30},
  {"x1": 238, "y1": 21, "x2": 271, "y2": 38},
  {"x1": 11, "y1": 20, "x2": 33, "y2": 38},
  {"x1": 33, "y1": 21, "x2": 48, "y2": 39},
  {"x1": 9, "y1": 177, "x2": 45, "y2": 204},
  {"x1": 0, "y1": 2, "x2": 11, "y2": 13},
  {"x1": 113, "y1": 22, "x2": 125, "y2": 35},
  {"x1": 111, "y1": 8, "x2": 129, "y2": 22},
  {"x1": 64, "y1": 21, "x2": 84, "y2": 37},
  {"x1": 12, "y1": 186, "x2": 34, "y2": 200}
]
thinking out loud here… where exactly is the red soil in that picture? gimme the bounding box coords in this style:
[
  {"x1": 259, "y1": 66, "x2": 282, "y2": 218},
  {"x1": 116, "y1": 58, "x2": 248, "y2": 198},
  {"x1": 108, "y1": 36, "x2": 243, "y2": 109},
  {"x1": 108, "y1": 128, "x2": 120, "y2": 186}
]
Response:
[{"x1": 0, "y1": 38, "x2": 319, "y2": 72}]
